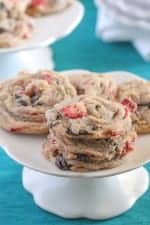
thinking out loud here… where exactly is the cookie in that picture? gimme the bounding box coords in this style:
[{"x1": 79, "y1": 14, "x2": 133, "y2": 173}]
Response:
[
  {"x1": 117, "y1": 79, "x2": 150, "y2": 134},
  {"x1": 68, "y1": 72, "x2": 117, "y2": 99},
  {"x1": 0, "y1": 0, "x2": 33, "y2": 48},
  {"x1": 43, "y1": 95, "x2": 136, "y2": 172},
  {"x1": 0, "y1": 70, "x2": 76, "y2": 134},
  {"x1": 1, "y1": 0, "x2": 30, "y2": 12},
  {"x1": 26, "y1": 0, "x2": 74, "y2": 17}
]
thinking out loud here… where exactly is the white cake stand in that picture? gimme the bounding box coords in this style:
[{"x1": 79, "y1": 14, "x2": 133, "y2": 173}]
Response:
[
  {"x1": 0, "y1": 71, "x2": 149, "y2": 220},
  {"x1": 0, "y1": 1, "x2": 84, "y2": 79}
]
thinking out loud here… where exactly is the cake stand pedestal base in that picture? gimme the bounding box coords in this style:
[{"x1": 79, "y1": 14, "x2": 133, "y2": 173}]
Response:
[
  {"x1": 0, "y1": 47, "x2": 54, "y2": 80},
  {"x1": 22, "y1": 167, "x2": 149, "y2": 220}
]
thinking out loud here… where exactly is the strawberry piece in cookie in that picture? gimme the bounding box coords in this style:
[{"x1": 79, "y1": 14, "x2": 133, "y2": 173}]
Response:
[
  {"x1": 9, "y1": 127, "x2": 22, "y2": 133},
  {"x1": 61, "y1": 103, "x2": 87, "y2": 119},
  {"x1": 31, "y1": 0, "x2": 46, "y2": 7},
  {"x1": 120, "y1": 131, "x2": 136, "y2": 156},
  {"x1": 121, "y1": 141, "x2": 134, "y2": 156},
  {"x1": 121, "y1": 98, "x2": 137, "y2": 113},
  {"x1": 41, "y1": 71, "x2": 53, "y2": 84}
]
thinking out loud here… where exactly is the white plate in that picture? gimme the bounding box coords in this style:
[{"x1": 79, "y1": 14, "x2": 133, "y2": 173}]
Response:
[
  {"x1": 0, "y1": 70, "x2": 150, "y2": 178},
  {"x1": 0, "y1": 1, "x2": 84, "y2": 54}
]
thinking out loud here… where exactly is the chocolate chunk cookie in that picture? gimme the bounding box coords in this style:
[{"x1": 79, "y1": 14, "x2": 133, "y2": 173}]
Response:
[
  {"x1": 43, "y1": 95, "x2": 136, "y2": 171},
  {"x1": 0, "y1": 70, "x2": 76, "y2": 134},
  {"x1": 117, "y1": 79, "x2": 150, "y2": 134},
  {"x1": 0, "y1": 0, "x2": 33, "y2": 48},
  {"x1": 68, "y1": 72, "x2": 117, "y2": 99}
]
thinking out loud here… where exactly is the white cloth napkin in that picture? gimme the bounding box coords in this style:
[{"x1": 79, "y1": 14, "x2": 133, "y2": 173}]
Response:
[{"x1": 95, "y1": 4, "x2": 150, "y2": 61}]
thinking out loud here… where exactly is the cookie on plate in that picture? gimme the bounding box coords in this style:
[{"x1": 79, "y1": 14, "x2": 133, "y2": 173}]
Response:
[
  {"x1": 43, "y1": 95, "x2": 136, "y2": 172},
  {"x1": 68, "y1": 72, "x2": 117, "y2": 99},
  {"x1": 117, "y1": 79, "x2": 150, "y2": 134},
  {"x1": 26, "y1": 0, "x2": 74, "y2": 17},
  {"x1": 0, "y1": 70, "x2": 76, "y2": 134},
  {"x1": 0, "y1": 0, "x2": 33, "y2": 48},
  {"x1": 3, "y1": 0, "x2": 31, "y2": 12}
]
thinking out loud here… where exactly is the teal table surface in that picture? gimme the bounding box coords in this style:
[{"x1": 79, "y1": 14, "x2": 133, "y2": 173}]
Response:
[{"x1": 0, "y1": 1, "x2": 150, "y2": 225}]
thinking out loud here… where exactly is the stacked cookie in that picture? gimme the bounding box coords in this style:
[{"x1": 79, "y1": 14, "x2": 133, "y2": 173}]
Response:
[
  {"x1": 43, "y1": 95, "x2": 136, "y2": 171},
  {"x1": 0, "y1": 0, "x2": 33, "y2": 47},
  {"x1": 0, "y1": 70, "x2": 149, "y2": 172}
]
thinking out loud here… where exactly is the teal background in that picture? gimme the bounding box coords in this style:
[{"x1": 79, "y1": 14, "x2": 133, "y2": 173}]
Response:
[
  {"x1": 0, "y1": 1, "x2": 150, "y2": 224},
  {"x1": 53, "y1": 1, "x2": 150, "y2": 80}
]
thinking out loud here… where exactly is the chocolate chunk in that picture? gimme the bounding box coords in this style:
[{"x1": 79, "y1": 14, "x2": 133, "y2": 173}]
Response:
[
  {"x1": 76, "y1": 154, "x2": 91, "y2": 162},
  {"x1": 15, "y1": 96, "x2": 28, "y2": 106},
  {"x1": 56, "y1": 114, "x2": 62, "y2": 120},
  {"x1": 31, "y1": 94, "x2": 40, "y2": 104},
  {"x1": 138, "y1": 102, "x2": 150, "y2": 108},
  {"x1": 66, "y1": 128, "x2": 89, "y2": 136},
  {"x1": 77, "y1": 88, "x2": 84, "y2": 95},
  {"x1": 55, "y1": 154, "x2": 70, "y2": 170},
  {"x1": 79, "y1": 130, "x2": 89, "y2": 135},
  {"x1": 15, "y1": 94, "x2": 21, "y2": 99},
  {"x1": 49, "y1": 114, "x2": 62, "y2": 128},
  {"x1": 17, "y1": 99, "x2": 28, "y2": 106},
  {"x1": 91, "y1": 125, "x2": 98, "y2": 131},
  {"x1": 0, "y1": 2, "x2": 6, "y2": 10},
  {"x1": 36, "y1": 102, "x2": 43, "y2": 106},
  {"x1": 66, "y1": 128, "x2": 75, "y2": 135},
  {"x1": 96, "y1": 105, "x2": 101, "y2": 110},
  {"x1": 0, "y1": 28, "x2": 6, "y2": 34},
  {"x1": 49, "y1": 121, "x2": 58, "y2": 128}
]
